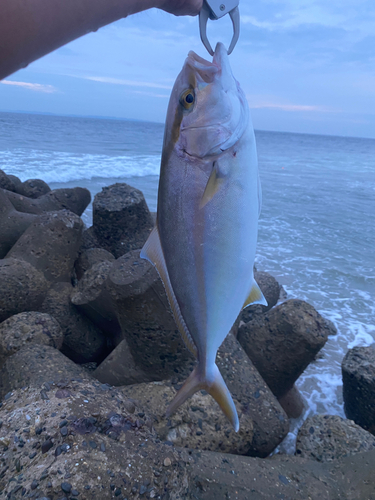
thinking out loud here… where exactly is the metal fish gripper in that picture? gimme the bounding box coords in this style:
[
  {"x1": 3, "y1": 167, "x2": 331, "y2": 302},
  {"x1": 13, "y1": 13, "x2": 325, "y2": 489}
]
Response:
[{"x1": 199, "y1": 0, "x2": 240, "y2": 56}]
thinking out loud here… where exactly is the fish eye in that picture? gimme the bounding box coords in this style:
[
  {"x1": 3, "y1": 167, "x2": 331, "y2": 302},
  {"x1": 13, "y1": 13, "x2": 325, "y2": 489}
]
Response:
[{"x1": 180, "y1": 89, "x2": 195, "y2": 110}]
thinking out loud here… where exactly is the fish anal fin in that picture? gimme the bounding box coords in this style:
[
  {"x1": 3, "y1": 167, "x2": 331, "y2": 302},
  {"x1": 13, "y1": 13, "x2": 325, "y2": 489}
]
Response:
[
  {"x1": 199, "y1": 162, "x2": 225, "y2": 209},
  {"x1": 140, "y1": 226, "x2": 198, "y2": 358},
  {"x1": 243, "y1": 280, "x2": 268, "y2": 309},
  {"x1": 166, "y1": 363, "x2": 239, "y2": 432}
]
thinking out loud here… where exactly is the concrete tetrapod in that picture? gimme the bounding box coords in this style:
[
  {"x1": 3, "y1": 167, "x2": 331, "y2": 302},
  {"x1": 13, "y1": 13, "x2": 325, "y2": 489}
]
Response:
[
  {"x1": 3, "y1": 186, "x2": 91, "y2": 216},
  {"x1": 92, "y1": 183, "x2": 154, "y2": 258},
  {"x1": 342, "y1": 345, "x2": 375, "y2": 435},
  {"x1": 0, "y1": 258, "x2": 49, "y2": 323},
  {"x1": 0, "y1": 189, "x2": 37, "y2": 258},
  {"x1": 6, "y1": 210, "x2": 84, "y2": 283},
  {"x1": 238, "y1": 299, "x2": 332, "y2": 398}
]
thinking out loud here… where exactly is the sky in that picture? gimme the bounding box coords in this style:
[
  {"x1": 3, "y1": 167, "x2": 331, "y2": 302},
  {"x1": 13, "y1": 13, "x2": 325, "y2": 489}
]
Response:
[{"x1": 1, "y1": 0, "x2": 375, "y2": 138}]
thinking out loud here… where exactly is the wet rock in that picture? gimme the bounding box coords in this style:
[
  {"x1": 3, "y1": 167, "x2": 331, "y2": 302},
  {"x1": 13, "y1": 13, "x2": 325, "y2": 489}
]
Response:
[
  {"x1": 40, "y1": 282, "x2": 107, "y2": 363},
  {"x1": 0, "y1": 169, "x2": 16, "y2": 191},
  {"x1": 0, "y1": 382, "x2": 375, "y2": 500},
  {"x1": 92, "y1": 183, "x2": 154, "y2": 258},
  {"x1": 71, "y1": 260, "x2": 120, "y2": 338},
  {"x1": 0, "y1": 344, "x2": 90, "y2": 399},
  {"x1": 75, "y1": 247, "x2": 115, "y2": 281},
  {"x1": 0, "y1": 189, "x2": 37, "y2": 258},
  {"x1": 296, "y1": 414, "x2": 375, "y2": 461},
  {"x1": 6, "y1": 210, "x2": 84, "y2": 282},
  {"x1": 0, "y1": 258, "x2": 49, "y2": 323},
  {"x1": 0, "y1": 312, "x2": 63, "y2": 367},
  {"x1": 278, "y1": 384, "x2": 305, "y2": 419},
  {"x1": 17, "y1": 178, "x2": 51, "y2": 198},
  {"x1": 239, "y1": 271, "x2": 281, "y2": 322},
  {"x1": 106, "y1": 250, "x2": 194, "y2": 378},
  {"x1": 5, "y1": 186, "x2": 91, "y2": 216},
  {"x1": 122, "y1": 333, "x2": 288, "y2": 457},
  {"x1": 342, "y1": 345, "x2": 375, "y2": 435},
  {"x1": 238, "y1": 299, "x2": 331, "y2": 398},
  {"x1": 93, "y1": 339, "x2": 153, "y2": 386}
]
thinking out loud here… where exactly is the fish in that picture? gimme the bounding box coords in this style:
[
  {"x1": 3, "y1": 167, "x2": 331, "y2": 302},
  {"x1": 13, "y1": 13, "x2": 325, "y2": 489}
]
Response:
[{"x1": 140, "y1": 42, "x2": 267, "y2": 432}]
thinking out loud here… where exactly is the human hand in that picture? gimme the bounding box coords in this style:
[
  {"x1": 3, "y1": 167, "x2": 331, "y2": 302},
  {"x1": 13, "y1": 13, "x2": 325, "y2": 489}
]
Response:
[{"x1": 159, "y1": 0, "x2": 203, "y2": 16}]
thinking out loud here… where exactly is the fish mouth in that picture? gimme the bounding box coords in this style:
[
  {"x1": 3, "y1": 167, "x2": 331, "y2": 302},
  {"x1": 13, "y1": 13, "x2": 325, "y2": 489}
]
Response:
[
  {"x1": 186, "y1": 43, "x2": 233, "y2": 90},
  {"x1": 186, "y1": 56, "x2": 218, "y2": 84},
  {"x1": 187, "y1": 42, "x2": 228, "y2": 67},
  {"x1": 187, "y1": 50, "x2": 212, "y2": 67},
  {"x1": 185, "y1": 45, "x2": 225, "y2": 84}
]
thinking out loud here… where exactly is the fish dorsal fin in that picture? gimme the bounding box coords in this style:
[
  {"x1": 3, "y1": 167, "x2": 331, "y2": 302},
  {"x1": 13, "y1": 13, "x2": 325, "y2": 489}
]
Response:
[
  {"x1": 140, "y1": 225, "x2": 198, "y2": 358},
  {"x1": 243, "y1": 279, "x2": 268, "y2": 309},
  {"x1": 199, "y1": 162, "x2": 225, "y2": 209}
]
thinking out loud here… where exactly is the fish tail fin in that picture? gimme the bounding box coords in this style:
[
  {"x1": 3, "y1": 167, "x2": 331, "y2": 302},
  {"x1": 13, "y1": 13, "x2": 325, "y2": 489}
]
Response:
[
  {"x1": 166, "y1": 365, "x2": 203, "y2": 418},
  {"x1": 166, "y1": 363, "x2": 239, "y2": 432},
  {"x1": 208, "y1": 365, "x2": 240, "y2": 432}
]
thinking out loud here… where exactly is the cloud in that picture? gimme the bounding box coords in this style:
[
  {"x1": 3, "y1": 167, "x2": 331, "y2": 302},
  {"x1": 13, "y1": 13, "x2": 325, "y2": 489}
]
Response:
[
  {"x1": 0, "y1": 80, "x2": 57, "y2": 93},
  {"x1": 248, "y1": 98, "x2": 333, "y2": 112},
  {"x1": 84, "y1": 76, "x2": 172, "y2": 90},
  {"x1": 239, "y1": 2, "x2": 374, "y2": 65},
  {"x1": 241, "y1": 1, "x2": 363, "y2": 31}
]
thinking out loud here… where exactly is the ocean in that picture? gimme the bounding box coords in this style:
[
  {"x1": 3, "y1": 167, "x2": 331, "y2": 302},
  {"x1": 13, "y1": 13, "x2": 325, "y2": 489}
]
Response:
[{"x1": 1, "y1": 111, "x2": 374, "y2": 451}]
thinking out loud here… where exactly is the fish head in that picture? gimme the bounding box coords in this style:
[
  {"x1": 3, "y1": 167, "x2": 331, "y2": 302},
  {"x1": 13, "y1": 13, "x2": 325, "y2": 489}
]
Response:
[{"x1": 164, "y1": 42, "x2": 249, "y2": 159}]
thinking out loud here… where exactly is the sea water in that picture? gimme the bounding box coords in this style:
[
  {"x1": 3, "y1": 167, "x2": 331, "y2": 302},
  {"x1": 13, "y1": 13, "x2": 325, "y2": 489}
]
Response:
[{"x1": 1, "y1": 111, "x2": 374, "y2": 451}]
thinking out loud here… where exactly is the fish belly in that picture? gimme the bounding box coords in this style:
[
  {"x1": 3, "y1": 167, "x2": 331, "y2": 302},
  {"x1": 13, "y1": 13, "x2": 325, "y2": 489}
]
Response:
[{"x1": 158, "y1": 127, "x2": 259, "y2": 361}]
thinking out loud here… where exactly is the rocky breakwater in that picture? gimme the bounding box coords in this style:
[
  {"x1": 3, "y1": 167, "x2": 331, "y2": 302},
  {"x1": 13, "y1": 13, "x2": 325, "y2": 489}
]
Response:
[{"x1": 0, "y1": 170, "x2": 374, "y2": 499}]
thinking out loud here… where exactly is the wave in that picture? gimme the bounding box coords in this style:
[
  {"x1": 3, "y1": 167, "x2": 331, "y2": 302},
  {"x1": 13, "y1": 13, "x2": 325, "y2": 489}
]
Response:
[{"x1": 0, "y1": 148, "x2": 161, "y2": 183}]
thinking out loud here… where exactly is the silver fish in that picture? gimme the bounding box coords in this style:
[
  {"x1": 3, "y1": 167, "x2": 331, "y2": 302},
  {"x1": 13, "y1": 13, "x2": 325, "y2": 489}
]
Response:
[{"x1": 141, "y1": 42, "x2": 266, "y2": 431}]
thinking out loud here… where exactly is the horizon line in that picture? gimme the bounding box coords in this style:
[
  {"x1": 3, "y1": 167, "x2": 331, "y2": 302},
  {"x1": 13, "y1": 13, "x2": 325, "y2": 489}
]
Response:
[{"x1": 1, "y1": 109, "x2": 375, "y2": 142}]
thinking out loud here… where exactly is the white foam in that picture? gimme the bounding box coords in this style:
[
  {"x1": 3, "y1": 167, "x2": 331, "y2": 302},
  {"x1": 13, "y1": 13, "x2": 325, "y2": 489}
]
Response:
[
  {"x1": 347, "y1": 323, "x2": 375, "y2": 349},
  {"x1": 1, "y1": 148, "x2": 161, "y2": 183}
]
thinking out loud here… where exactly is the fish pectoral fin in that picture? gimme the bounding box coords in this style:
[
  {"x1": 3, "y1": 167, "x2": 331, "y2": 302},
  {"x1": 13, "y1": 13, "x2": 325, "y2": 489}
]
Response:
[
  {"x1": 199, "y1": 162, "x2": 225, "y2": 209},
  {"x1": 140, "y1": 225, "x2": 198, "y2": 358},
  {"x1": 242, "y1": 280, "x2": 268, "y2": 309},
  {"x1": 166, "y1": 363, "x2": 239, "y2": 432}
]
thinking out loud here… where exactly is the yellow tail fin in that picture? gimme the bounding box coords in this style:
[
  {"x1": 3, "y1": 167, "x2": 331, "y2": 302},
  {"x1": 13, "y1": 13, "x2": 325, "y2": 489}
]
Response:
[{"x1": 166, "y1": 363, "x2": 239, "y2": 432}]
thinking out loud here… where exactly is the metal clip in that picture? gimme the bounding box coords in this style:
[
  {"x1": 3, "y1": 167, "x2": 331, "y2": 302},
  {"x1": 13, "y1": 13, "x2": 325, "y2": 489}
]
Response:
[{"x1": 199, "y1": 0, "x2": 240, "y2": 56}]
